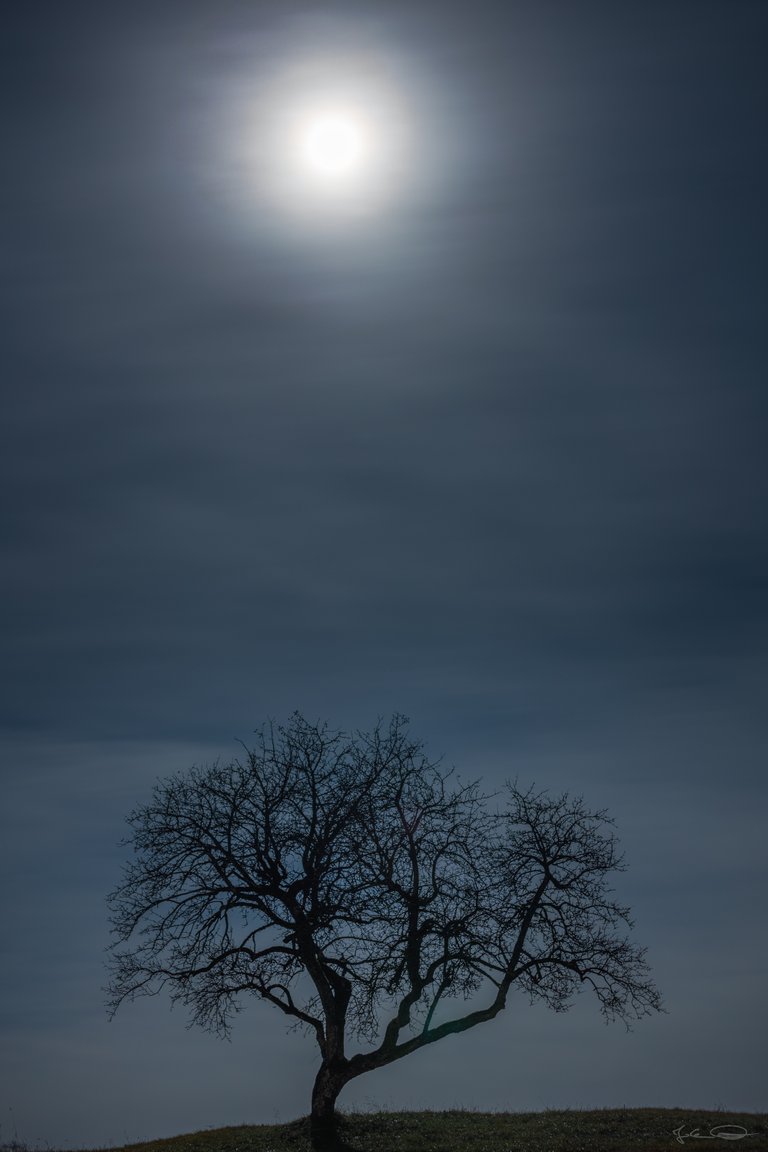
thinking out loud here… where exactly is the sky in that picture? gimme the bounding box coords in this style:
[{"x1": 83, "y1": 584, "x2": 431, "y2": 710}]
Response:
[{"x1": 1, "y1": 1, "x2": 767, "y2": 1146}]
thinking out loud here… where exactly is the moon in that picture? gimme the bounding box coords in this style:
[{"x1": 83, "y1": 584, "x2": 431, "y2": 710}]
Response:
[
  {"x1": 298, "y1": 108, "x2": 369, "y2": 184},
  {"x1": 287, "y1": 99, "x2": 382, "y2": 210},
  {"x1": 272, "y1": 66, "x2": 408, "y2": 219},
  {"x1": 217, "y1": 53, "x2": 415, "y2": 229}
]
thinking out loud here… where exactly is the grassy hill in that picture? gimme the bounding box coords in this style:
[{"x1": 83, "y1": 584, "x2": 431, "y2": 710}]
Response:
[{"x1": 60, "y1": 1108, "x2": 767, "y2": 1152}]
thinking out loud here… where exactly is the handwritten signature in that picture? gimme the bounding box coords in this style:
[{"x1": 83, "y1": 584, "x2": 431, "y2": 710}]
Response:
[{"x1": 673, "y1": 1124, "x2": 756, "y2": 1144}]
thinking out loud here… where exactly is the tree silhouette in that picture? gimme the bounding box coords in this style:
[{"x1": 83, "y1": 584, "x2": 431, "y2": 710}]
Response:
[{"x1": 107, "y1": 713, "x2": 662, "y2": 1149}]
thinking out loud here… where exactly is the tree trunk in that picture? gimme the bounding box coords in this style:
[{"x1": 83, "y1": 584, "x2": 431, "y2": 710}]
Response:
[{"x1": 310, "y1": 1062, "x2": 350, "y2": 1150}]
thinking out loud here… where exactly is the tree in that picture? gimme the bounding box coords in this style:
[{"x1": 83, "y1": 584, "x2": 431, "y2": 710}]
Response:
[{"x1": 107, "y1": 713, "x2": 663, "y2": 1150}]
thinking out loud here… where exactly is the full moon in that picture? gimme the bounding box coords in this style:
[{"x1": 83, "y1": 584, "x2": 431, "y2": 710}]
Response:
[
  {"x1": 219, "y1": 53, "x2": 415, "y2": 226},
  {"x1": 288, "y1": 100, "x2": 380, "y2": 205},
  {"x1": 299, "y1": 109, "x2": 369, "y2": 183}
]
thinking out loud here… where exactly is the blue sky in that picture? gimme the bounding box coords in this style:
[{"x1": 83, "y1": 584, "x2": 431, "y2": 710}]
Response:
[{"x1": 1, "y1": 2, "x2": 767, "y2": 1146}]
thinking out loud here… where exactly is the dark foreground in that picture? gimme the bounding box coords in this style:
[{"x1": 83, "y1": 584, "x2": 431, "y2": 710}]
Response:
[{"x1": 67, "y1": 1108, "x2": 768, "y2": 1152}]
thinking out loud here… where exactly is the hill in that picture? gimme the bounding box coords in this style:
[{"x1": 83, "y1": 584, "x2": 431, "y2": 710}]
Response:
[{"x1": 59, "y1": 1107, "x2": 768, "y2": 1152}]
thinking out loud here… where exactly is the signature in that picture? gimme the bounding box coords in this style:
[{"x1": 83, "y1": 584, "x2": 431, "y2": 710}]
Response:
[{"x1": 673, "y1": 1124, "x2": 756, "y2": 1144}]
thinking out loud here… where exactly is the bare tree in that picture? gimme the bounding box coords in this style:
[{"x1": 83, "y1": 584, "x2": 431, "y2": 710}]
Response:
[{"x1": 107, "y1": 713, "x2": 662, "y2": 1149}]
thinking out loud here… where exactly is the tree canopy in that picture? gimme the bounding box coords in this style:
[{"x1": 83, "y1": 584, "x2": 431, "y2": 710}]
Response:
[{"x1": 107, "y1": 713, "x2": 662, "y2": 1148}]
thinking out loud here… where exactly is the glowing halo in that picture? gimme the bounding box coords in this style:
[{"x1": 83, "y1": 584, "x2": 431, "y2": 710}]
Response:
[{"x1": 215, "y1": 52, "x2": 415, "y2": 229}]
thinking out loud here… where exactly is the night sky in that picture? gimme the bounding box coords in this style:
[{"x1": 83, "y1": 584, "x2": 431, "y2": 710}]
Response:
[{"x1": 2, "y1": 2, "x2": 767, "y2": 1147}]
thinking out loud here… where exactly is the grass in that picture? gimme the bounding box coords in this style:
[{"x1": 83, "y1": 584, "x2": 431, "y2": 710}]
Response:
[{"x1": 35, "y1": 1108, "x2": 767, "y2": 1152}]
